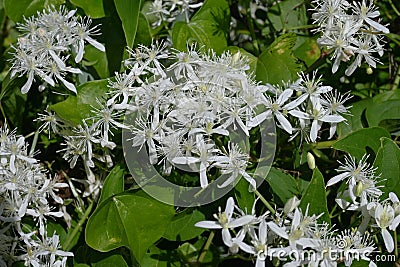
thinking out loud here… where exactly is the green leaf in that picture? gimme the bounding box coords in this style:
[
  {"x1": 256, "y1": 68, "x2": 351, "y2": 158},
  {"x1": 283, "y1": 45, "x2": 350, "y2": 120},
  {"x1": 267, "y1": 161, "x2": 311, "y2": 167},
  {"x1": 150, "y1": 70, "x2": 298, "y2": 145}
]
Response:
[
  {"x1": 98, "y1": 165, "x2": 125, "y2": 205},
  {"x1": 172, "y1": 0, "x2": 230, "y2": 53},
  {"x1": 332, "y1": 127, "x2": 391, "y2": 159},
  {"x1": 337, "y1": 99, "x2": 372, "y2": 137},
  {"x1": 294, "y1": 37, "x2": 320, "y2": 67},
  {"x1": 86, "y1": 192, "x2": 175, "y2": 263},
  {"x1": 366, "y1": 100, "x2": 400, "y2": 127},
  {"x1": 70, "y1": 0, "x2": 105, "y2": 18},
  {"x1": 163, "y1": 209, "x2": 206, "y2": 241},
  {"x1": 267, "y1": 0, "x2": 307, "y2": 32},
  {"x1": 299, "y1": 168, "x2": 330, "y2": 224},
  {"x1": 234, "y1": 177, "x2": 255, "y2": 212},
  {"x1": 4, "y1": 0, "x2": 64, "y2": 22},
  {"x1": 49, "y1": 96, "x2": 82, "y2": 126},
  {"x1": 0, "y1": 88, "x2": 27, "y2": 129},
  {"x1": 374, "y1": 137, "x2": 400, "y2": 198},
  {"x1": 92, "y1": 255, "x2": 128, "y2": 267},
  {"x1": 266, "y1": 167, "x2": 299, "y2": 205},
  {"x1": 134, "y1": 13, "x2": 152, "y2": 47},
  {"x1": 141, "y1": 245, "x2": 179, "y2": 267},
  {"x1": 256, "y1": 33, "x2": 302, "y2": 85},
  {"x1": 84, "y1": 45, "x2": 110, "y2": 79},
  {"x1": 49, "y1": 79, "x2": 109, "y2": 126},
  {"x1": 114, "y1": 0, "x2": 141, "y2": 49}
]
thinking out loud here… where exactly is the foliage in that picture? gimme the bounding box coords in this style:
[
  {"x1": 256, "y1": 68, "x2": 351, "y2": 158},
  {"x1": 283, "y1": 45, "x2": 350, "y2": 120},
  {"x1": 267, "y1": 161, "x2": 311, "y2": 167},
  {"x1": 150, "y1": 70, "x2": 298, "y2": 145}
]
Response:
[{"x1": 0, "y1": 0, "x2": 400, "y2": 266}]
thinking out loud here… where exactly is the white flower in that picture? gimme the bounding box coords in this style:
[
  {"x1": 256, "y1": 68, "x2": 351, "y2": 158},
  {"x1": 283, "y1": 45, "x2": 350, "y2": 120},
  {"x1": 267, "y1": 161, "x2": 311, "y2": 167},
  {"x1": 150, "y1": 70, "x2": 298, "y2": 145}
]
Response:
[
  {"x1": 74, "y1": 17, "x2": 105, "y2": 63},
  {"x1": 373, "y1": 203, "x2": 398, "y2": 252},
  {"x1": 195, "y1": 197, "x2": 255, "y2": 246},
  {"x1": 351, "y1": 0, "x2": 389, "y2": 33},
  {"x1": 289, "y1": 102, "x2": 345, "y2": 142},
  {"x1": 326, "y1": 154, "x2": 377, "y2": 187}
]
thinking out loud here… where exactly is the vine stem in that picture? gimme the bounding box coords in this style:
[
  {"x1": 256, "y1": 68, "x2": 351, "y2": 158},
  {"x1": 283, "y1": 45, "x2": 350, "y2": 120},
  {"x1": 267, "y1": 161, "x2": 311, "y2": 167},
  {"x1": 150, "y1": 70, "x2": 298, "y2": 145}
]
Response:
[
  {"x1": 28, "y1": 129, "x2": 40, "y2": 156},
  {"x1": 63, "y1": 199, "x2": 94, "y2": 251},
  {"x1": 254, "y1": 189, "x2": 276, "y2": 215},
  {"x1": 198, "y1": 230, "x2": 215, "y2": 263}
]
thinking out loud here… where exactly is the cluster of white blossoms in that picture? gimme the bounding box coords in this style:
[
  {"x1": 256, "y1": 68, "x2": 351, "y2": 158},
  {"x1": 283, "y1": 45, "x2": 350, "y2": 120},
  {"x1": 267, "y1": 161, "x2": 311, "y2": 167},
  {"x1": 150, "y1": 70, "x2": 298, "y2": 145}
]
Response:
[
  {"x1": 327, "y1": 153, "x2": 400, "y2": 253},
  {"x1": 311, "y1": 0, "x2": 389, "y2": 75},
  {"x1": 147, "y1": 0, "x2": 203, "y2": 26},
  {"x1": 10, "y1": 5, "x2": 105, "y2": 94},
  {"x1": 37, "y1": 40, "x2": 351, "y2": 191},
  {"x1": 195, "y1": 196, "x2": 378, "y2": 267},
  {"x1": 0, "y1": 124, "x2": 72, "y2": 267}
]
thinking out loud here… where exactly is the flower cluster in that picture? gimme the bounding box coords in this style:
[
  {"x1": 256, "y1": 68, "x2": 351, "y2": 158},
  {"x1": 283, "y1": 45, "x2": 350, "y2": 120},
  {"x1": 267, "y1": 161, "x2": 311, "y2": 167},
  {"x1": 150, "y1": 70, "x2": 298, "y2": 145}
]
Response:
[
  {"x1": 37, "y1": 40, "x2": 351, "y2": 192},
  {"x1": 256, "y1": 71, "x2": 351, "y2": 143},
  {"x1": 195, "y1": 196, "x2": 377, "y2": 267},
  {"x1": 10, "y1": 5, "x2": 105, "y2": 94},
  {"x1": 0, "y1": 123, "x2": 72, "y2": 267},
  {"x1": 311, "y1": 0, "x2": 389, "y2": 75},
  {"x1": 147, "y1": 0, "x2": 203, "y2": 27},
  {"x1": 327, "y1": 153, "x2": 400, "y2": 253}
]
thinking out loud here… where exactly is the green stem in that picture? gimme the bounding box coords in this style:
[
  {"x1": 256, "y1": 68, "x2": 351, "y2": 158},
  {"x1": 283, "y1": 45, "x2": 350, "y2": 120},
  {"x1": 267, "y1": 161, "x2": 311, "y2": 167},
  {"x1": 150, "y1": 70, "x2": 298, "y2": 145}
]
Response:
[
  {"x1": 63, "y1": 199, "x2": 94, "y2": 251},
  {"x1": 246, "y1": 6, "x2": 260, "y2": 54},
  {"x1": 198, "y1": 230, "x2": 215, "y2": 263},
  {"x1": 388, "y1": 0, "x2": 400, "y2": 17},
  {"x1": 0, "y1": 103, "x2": 7, "y2": 125},
  {"x1": 254, "y1": 189, "x2": 276, "y2": 215},
  {"x1": 29, "y1": 130, "x2": 40, "y2": 156},
  {"x1": 312, "y1": 140, "x2": 336, "y2": 149},
  {"x1": 285, "y1": 24, "x2": 318, "y2": 31}
]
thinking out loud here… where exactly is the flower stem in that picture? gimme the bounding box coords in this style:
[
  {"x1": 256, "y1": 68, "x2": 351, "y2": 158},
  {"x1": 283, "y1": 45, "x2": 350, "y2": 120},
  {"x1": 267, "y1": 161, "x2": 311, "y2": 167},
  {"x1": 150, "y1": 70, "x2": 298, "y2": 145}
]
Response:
[
  {"x1": 28, "y1": 129, "x2": 40, "y2": 156},
  {"x1": 63, "y1": 199, "x2": 94, "y2": 251},
  {"x1": 198, "y1": 230, "x2": 215, "y2": 263},
  {"x1": 312, "y1": 140, "x2": 336, "y2": 149},
  {"x1": 254, "y1": 189, "x2": 275, "y2": 215}
]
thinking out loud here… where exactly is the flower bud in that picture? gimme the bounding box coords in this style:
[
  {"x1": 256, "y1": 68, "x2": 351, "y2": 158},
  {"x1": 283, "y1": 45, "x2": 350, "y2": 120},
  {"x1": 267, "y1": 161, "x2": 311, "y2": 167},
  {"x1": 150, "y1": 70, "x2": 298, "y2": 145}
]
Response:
[
  {"x1": 355, "y1": 181, "x2": 364, "y2": 197},
  {"x1": 307, "y1": 152, "x2": 316, "y2": 170},
  {"x1": 284, "y1": 196, "x2": 300, "y2": 215},
  {"x1": 366, "y1": 67, "x2": 373, "y2": 75}
]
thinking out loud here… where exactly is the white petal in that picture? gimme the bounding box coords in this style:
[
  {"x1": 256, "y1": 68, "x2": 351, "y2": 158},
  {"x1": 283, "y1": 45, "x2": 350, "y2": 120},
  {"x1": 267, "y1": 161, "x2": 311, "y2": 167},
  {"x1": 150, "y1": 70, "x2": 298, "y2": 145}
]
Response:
[
  {"x1": 75, "y1": 39, "x2": 85, "y2": 63},
  {"x1": 389, "y1": 192, "x2": 399, "y2": 203},
  {"x1": 389, "y1": 215, "x2": 400, "y2": 230},
  {"x1": 326, "y1": 173, "x2": 348, "y2": 187},
  {"x1": 275, "y1": 112, "x2": 292, "y2": 134},
  {"x1": 194, "y1": 220, "x2": 222, "y2": 229},
  {"x1": 277, "y1": 89, "x2": 293, "y2": 105},
  {"x1": 248, "y1": 111, "x2": 271, "y2": 128},
  {"x1": 267, "y1": 222, "x2": 289, "y2": 239},
  {"x1": 21, "y1": 71, "x2": 34, "y2": 94},
  {"x1": 225, "y1": 197, "x2": 235, "y2": 220},
  {"x1": 86, "y1": 36, "x2": 106, "y2": 52},
  {"x1": 58, "y1": 75, "x2": 77, "y2": 93},
  {"x1": 259, "y1": 219, "x2": 268, "y2": 244},
  {"x1": 310, "y1": 119, "x2": 319, "y2": 142},
  {"x1": 49, "y1": 50, "x2": 66, "y2": 69},
  {"x1": 289, "y1": 109, "x2": 310, "y2": 120},
  {"x1": 381, "y1": 228, "x2": 394, "y2": 252},
  {"x1": 229, "y1": 215, "x2": 255, "y2": 228},
  {"x1": 172, "y1": 156, "x2": 200, "y2": 165},
  {"x1": 200, "y1": 167, "x2": 208, "y2": 188},
  {"x1": 365, "y1": 18, "x2": 389, "y2": 34}
]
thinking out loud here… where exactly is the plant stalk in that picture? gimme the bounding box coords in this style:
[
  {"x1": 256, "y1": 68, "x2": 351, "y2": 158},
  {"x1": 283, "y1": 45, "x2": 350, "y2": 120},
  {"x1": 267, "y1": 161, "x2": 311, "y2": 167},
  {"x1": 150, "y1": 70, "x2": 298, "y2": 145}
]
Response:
[
  {"x1": 198, "y1": 230, "x2": 215, "y2": 263},
  {"x1": 63, "y1": 199, "x2": 94, "y2": 251},
  {"x1": 254, "y1": 189, "x2": 276, "y2": 215}
]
